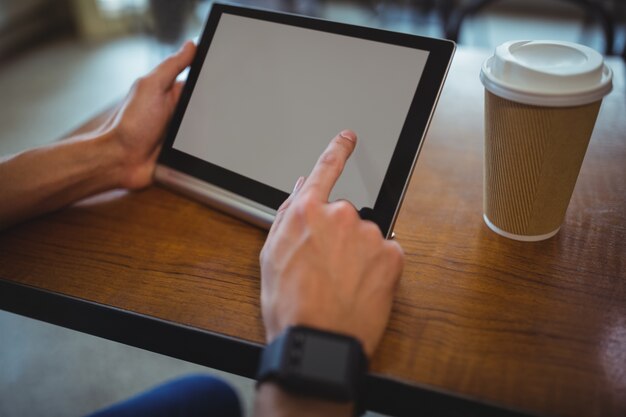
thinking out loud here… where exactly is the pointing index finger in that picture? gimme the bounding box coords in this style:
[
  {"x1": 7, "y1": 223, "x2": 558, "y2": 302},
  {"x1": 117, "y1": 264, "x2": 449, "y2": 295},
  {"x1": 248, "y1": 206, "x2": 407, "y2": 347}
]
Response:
[{"x1": 301, "y1": 130, "x2": 357, "y2": 201}]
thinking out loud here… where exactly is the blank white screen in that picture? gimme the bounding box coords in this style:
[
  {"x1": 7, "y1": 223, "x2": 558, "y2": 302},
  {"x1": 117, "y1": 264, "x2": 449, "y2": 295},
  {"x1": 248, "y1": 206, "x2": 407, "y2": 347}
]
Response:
[{"x1": 173, "y1": 13, "x2": 428, "y2": 209}]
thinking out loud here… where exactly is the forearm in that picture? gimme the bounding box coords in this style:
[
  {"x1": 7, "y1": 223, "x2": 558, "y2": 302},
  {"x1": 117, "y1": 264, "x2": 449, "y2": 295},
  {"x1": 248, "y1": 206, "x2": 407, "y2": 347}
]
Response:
[
  {"x1": 0, "y1": 42, "x2": 195, "y2": 231},
  {"x1": 254, "y1": 383, "x2": 353, "y2": 417},
  {"x1": 0, "y1": 132, "x2": 124, "y2": 229}
]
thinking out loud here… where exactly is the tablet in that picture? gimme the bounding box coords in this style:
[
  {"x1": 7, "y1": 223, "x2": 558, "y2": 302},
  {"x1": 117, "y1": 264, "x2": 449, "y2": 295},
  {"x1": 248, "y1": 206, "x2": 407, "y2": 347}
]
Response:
[{"x1": 156, "y1": 3, "x2": 455, "y2": 238}]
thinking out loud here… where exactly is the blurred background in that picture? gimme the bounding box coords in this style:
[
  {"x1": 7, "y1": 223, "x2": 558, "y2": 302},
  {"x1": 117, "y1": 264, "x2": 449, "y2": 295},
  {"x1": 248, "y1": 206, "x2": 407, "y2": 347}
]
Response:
[{"x1": 0, "y1": 1, "x2": 625, "y2": 416}]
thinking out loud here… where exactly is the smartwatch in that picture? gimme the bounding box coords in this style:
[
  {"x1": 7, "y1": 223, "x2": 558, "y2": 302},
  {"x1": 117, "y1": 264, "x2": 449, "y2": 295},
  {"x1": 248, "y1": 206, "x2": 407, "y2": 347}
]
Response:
[{"x1": 256, "y1": 326, "x2": 368, "y2": 403}]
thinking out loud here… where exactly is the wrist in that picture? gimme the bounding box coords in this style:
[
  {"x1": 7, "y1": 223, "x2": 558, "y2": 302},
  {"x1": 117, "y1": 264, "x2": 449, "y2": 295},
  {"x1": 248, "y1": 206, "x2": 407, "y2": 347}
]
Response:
[
  {"x1": 266, "y1": 321, "x2": 375, "y2": 359},
  {"x1": 257, "y1": 326, "x2": 367, "y2": 415},
  {"x1": 100, "y1": 126, "x2": 156, "y2": 190},
  {"x1": 255, "y1": 382, "x2": 354, "y2": 417},
  {"x1": 95, "y1": 128, "x2": 128, "y2": 190}
]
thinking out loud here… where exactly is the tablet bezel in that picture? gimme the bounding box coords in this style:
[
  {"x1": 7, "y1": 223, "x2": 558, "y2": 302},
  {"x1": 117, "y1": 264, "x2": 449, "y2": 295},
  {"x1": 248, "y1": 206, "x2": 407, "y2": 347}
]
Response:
[{"x1": 158, "y1": 3, "x2": 455, "y2": 237}]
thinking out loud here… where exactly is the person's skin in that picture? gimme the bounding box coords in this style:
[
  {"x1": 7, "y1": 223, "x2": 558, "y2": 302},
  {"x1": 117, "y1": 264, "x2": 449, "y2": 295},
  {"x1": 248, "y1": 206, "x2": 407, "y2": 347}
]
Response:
[
  {"x1": 255, "y1": 130, "x2": 405, "y2": 416},
  {"x1": 0, "y1": 41, "x2": 196, "y2": 230},
  {"x1": 0, "y1": 40, "x2": 405, "y2": 416}
]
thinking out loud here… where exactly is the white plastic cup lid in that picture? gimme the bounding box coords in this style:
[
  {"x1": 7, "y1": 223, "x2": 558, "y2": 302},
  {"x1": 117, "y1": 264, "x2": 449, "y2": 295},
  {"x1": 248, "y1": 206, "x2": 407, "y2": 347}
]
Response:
[{"x1": 480, "y1": 40, "x2": 613, "y2": 107}]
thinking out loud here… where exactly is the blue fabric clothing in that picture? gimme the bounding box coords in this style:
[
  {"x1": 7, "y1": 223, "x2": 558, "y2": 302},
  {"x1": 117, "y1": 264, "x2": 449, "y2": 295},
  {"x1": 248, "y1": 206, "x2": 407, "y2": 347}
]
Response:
[{"x1": 86, "y1": 374, "x2": 241, "y2": 417}]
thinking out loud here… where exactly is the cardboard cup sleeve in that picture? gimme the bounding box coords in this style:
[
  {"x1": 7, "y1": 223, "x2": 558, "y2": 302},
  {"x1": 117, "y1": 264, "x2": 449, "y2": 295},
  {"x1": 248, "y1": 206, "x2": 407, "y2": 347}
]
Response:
[{"x1": 483, "y1": 91, "x2": 602, "y2": 241}]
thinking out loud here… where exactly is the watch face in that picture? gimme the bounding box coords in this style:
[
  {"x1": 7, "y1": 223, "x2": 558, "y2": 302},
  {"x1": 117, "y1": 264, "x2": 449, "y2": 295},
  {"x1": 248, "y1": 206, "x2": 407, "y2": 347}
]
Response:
[
  {"x1": 299, "y1": 335, "x2": 351, "y2": 384},
  {"x1": 257, "y1": 326, "x2": 365, "y2": 402}
]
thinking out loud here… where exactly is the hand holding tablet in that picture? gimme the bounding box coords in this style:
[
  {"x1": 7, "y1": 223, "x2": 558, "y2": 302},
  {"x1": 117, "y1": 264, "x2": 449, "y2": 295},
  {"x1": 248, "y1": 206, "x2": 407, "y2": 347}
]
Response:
[{"x1": 157, "y1": 3, "x2": 455, "y2": 238}]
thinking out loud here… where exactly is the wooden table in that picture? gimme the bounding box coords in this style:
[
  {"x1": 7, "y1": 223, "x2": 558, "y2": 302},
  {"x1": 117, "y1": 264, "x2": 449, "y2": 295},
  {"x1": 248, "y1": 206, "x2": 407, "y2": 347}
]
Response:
[{"x1": 1, "y1": 48, "x2": 624, "y2": 417}]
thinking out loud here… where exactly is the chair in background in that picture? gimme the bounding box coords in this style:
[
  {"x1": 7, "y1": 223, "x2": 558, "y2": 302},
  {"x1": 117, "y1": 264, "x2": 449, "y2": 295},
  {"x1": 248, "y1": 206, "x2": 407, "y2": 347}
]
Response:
[{"x1": 444, "y1": 0, "x2": 616, "y2": 55}]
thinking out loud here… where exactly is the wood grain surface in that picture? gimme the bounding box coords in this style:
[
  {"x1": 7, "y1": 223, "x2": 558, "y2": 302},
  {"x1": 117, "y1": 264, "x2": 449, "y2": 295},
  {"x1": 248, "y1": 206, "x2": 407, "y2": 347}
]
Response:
[{"x1": 1, "y1": 48, "x2": 624, "y2": 417}]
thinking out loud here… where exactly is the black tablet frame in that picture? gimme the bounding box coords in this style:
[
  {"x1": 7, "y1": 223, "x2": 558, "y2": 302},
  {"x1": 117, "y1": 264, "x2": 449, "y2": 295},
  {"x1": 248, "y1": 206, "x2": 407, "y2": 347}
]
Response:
[{"x1": 158, "y1": 2, "x2": 455, "y2": 235}]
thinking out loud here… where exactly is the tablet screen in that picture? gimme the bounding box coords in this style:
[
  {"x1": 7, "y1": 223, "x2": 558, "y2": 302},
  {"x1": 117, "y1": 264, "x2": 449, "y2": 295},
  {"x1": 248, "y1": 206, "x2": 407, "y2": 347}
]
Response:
[
  {"x1": 172, "y1": 13, "x2": 429, "y2": 209},
  {"x1": 159, "y1": 4, "x2": 455, "y2": 236}
]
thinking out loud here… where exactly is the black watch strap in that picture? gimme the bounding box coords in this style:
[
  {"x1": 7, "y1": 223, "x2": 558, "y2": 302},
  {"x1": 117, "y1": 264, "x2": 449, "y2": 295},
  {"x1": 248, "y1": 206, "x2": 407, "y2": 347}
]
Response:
[{"x1": 256, "y1": 326, "x2": 368, "y2": 403}]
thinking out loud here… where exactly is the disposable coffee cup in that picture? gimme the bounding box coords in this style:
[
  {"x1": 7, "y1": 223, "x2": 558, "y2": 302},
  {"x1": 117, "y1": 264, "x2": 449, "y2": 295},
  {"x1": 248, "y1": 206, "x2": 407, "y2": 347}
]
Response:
[{"x1": 480, "y1": 40, "x2": 613, "y2": 241}]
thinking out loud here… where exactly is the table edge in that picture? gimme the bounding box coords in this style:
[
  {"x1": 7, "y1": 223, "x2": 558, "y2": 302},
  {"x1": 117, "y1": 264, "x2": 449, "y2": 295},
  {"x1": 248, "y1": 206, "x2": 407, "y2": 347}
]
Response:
[{"x1": 0, "y1": 278, "x2": 543, "y2": 417}]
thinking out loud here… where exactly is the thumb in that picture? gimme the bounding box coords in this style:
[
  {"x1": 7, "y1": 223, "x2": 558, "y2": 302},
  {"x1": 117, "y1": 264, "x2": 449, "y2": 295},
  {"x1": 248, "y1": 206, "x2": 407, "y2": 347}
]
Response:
[{"x1": 152, "y1": 41, "x2": 196, "y2": 89}]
